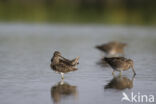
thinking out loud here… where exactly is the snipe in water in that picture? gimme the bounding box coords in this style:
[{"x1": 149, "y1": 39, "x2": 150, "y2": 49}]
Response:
[
  {"x1": 50, "y1": 51, "x2": 79, "y2": 79},
  {"x1": 96, "y1": 41, "x2": 127, "y2": 56},
  {"x1": 104, "y1": 57, "x2": 136, "y2": 75}
]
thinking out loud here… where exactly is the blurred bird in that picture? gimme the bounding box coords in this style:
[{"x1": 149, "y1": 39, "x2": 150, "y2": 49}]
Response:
[
  {"x1": 96, "y1": 41, "x2": 127, "y2": 57},
  {"x1": 104, "y1": 57, "x2": 136, "y2": 75},
  {"x1": 51, "y1": 51, "x2": 79, "y2": 79}
]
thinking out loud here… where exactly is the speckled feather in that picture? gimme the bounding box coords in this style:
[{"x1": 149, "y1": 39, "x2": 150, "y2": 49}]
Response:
[
  {"x1": 104, "y1": 57, "x2": 132, "y2": 71},
  {"x1": 51, "y1": 63, "x2": 78, "y2": 73}
]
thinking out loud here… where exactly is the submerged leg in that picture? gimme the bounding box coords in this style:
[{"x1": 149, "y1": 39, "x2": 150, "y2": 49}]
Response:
[
  {"x1": 61, "y1": 73, "x2": 64, "y2": 79},
  {"x1": 119, "y1": 71, "x2": 122, "y2": 76},
  {"x1": 112, "y1": 70, "x2": 115, "y2": 76}
]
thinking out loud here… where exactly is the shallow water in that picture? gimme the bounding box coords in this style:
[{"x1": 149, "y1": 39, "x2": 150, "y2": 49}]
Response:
[{"x1": 0, "y1": 24, "x2": 156, "y2": 104}]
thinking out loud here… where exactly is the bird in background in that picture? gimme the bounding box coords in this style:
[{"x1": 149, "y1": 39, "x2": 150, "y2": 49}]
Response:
[{"x1": 96, "y1": 41, "x2": 127, "y2": 57}]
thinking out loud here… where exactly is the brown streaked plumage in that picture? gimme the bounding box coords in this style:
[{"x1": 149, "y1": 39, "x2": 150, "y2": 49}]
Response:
[
  {"x1": 105, "y1": 75, "x2": 135, "y2": 90},
  {"x1": 51, "y1": 81, "x2": 77, "y2": 104},
  {"x1": 96, "y1": 41, "x2": 127, "y2": 56},
  {"x1": 104, "y1": 57, "x2": 136, "y2": 75},
  {"x1": 50, "y1": 51, "x2": 79, "y2": 79}
]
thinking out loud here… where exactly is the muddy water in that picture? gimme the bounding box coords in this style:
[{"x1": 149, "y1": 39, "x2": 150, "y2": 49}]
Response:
[{"x1": 0, "y1": 24, "x2": 156, "y2": 104}]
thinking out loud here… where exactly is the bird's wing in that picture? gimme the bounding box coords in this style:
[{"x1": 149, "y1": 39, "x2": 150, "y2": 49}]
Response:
[
  {"x1": 59, "y1": 58, "x2": 73, "y2": 66},
  {"x1": 107, "y1": 57, "x2": 125, "y2": 68}
]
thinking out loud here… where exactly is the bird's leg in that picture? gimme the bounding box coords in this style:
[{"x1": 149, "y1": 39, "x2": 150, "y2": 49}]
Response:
[
  {"x1": 61, "y1": 73, "x2": 64, "y2": 79},
  {"x1": 112, "y1": 70, "x2": 115, "y2": 76},
  {"x1": 122, "y1": 52, "x2": 125, "y2": 57},
  {"x1": 131, "y1": 66, "x2": 136, "y2": 75},
  {"x1": 60, "y1": 79, "x2": 64, "y2": 85},
  {"x1": 119, "y1": 71, "x2": 122, "y2": 76}
]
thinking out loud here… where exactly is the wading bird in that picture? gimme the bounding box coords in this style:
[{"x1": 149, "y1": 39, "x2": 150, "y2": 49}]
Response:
[
  {"x1": 51, "y1": 51, "x2": 79, "y2": 79},
  {"x1": 104, "y1": 57, "x2": 136, "y2": 75}
]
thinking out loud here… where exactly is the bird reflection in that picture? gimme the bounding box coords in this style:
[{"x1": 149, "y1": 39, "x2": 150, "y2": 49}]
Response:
[
  {"x1": 51, "y1": 80, "x2": 78, "y2": 104},
  {"x1": 105, "y1": 75, "x2": 135, "y2": 90}
]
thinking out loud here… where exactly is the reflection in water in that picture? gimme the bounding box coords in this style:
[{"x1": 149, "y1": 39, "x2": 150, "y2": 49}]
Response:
[
  {"x1": 105, "y1": 75, "x2": 135, "y2": 90},
  {"x1": 51, "y1": 80, "x2": 78, "y2": 104}
]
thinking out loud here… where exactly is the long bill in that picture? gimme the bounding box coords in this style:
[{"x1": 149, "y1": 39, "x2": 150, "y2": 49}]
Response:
[
  {"x1": 59, "y1": 55, "x2": 69, "y2": 61},
  {"x1": 131, "y1": 65, "x2": 136, "y2": 75}
]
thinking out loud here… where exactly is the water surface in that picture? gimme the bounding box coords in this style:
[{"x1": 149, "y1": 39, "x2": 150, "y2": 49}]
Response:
[{"x1": 0, "y1": 24, "x2": 156, "y2": 104}]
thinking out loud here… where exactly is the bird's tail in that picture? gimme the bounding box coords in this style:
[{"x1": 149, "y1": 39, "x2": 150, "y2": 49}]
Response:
[
  {"x1": 72, "y1": 56, "x2": 80, "y2": 65},
  {"x1": 70, "y1": 67, "x2": 78, "y2": 71},
  {"x1": 95, "y1": 45, "x2": 101, "y2": 49},
  {"x1": 104, "y1": 57, "x2": 110, "y2": 62}
]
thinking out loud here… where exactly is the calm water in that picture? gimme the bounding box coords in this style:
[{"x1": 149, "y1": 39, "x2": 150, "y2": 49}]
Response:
[{"x1": 0, "y1": 24, "x2": 156, "y2": 104}]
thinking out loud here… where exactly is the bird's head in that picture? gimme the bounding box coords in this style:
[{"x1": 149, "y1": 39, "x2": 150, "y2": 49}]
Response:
[
  {"x1": 127, "y1": 59, "x2": 134, "y2": 68},
  {"x1": 53, "y1": 51, "x2": 61, "y2": 57}
]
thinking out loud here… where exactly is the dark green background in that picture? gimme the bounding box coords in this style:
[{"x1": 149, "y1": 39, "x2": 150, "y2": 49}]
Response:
[{"x1": 0, "y1": 0, "x2": 156, "y2": 25}]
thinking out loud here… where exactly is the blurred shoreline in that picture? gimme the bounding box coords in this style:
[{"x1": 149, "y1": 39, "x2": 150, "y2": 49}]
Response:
[{"x1": 0, "y1": 0, "x2": 156, "y2": 25}]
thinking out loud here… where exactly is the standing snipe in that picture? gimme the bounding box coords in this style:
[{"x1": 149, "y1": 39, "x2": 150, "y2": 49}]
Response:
[
  {"x1": 104, "y1": 57, "x2": 136, "y2": 75},
  {"x1": 50, "y1": 51, "x2": 79, "y2": 79}
]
